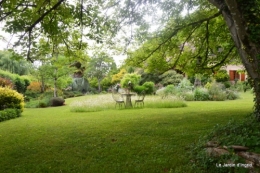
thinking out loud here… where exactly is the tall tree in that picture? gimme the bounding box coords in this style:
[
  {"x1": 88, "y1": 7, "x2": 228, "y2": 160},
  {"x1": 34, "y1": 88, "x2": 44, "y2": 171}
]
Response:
[
  {"x1": 85, "y1": 52, "x2": 116, "y2": 92},
  {"x1": 124, "y1": 0, "x2": 260, "y2": 120}
]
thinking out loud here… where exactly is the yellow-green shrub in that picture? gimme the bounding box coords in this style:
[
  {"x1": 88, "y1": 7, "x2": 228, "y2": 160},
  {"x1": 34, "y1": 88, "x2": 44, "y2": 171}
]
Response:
[
  {"x1": 27, "y1": 81, "x2": 41, "y2": 92},
  {"x1": 0, "y1": 87, "x2": 24, "y2": 112}
]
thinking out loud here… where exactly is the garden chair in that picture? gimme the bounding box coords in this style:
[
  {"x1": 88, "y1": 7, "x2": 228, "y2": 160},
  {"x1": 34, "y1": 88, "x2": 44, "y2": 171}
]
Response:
[
  {"x1": 112, "y1": 90, "x2": 125, "y2": 108},
  {"x1": 134, "y1": 91, "x2": 145, "y2": 107}
]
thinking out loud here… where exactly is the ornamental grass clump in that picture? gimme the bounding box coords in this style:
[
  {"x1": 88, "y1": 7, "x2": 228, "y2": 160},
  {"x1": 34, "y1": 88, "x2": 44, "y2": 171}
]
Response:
[{"x1": 145, "y1": 95, "x2": 187, "y2": 108}]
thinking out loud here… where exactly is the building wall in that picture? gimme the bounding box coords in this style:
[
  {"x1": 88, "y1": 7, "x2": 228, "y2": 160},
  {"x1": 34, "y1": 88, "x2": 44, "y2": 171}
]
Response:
[{"x1": 223, "y1": 65, "x2": 247, "y2": 81}]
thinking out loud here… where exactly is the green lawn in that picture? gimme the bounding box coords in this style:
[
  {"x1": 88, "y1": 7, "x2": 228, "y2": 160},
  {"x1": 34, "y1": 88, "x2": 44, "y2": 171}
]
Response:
[{"x1": 0, "y1": 92, "x2": 254, "y2": 173}]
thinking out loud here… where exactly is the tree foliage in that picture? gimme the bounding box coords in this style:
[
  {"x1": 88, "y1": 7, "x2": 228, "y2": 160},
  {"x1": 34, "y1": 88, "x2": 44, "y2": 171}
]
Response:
[
  {"x1": 0, "y1": 50, "x2": 32, "y2": 75},
  {"x1": 85, "y1": 52, "x2": 116, "y2": 92}
]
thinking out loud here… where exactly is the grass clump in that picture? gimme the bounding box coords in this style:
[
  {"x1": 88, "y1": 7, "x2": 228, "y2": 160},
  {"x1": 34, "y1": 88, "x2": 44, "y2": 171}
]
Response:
[
  {"x1": 70, "y1": 94, "x2": 114, "y2": 112},
  {"x1": 145, "y1": 96, "x2": 187, "y2": 108}
]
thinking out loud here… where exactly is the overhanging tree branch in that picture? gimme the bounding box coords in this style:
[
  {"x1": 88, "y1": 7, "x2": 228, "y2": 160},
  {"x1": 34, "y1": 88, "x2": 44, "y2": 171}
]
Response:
[{"x1": 134, "y1": 11, "x2": 222, "y2": 64}]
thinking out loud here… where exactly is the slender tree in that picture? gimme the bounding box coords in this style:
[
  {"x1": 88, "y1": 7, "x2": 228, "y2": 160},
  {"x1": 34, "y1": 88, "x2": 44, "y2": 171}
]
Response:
[{"x1": 85, "y1": 52, "x2": 116, "y2": 92}]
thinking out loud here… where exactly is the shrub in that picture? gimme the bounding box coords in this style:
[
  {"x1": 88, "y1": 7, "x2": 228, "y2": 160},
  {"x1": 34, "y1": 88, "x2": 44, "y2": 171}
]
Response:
[
  {"x1": 133, "y1": 85, "x2": 146, "y2": 94},
  {"x1": 183, "y1": 91, "x2": 195, "y2": 101},
  {"x1": 159, "y1": 70, "x2": 184, "y2": 86},
  {"x1": 0, "y1": 77, "x2": 13, "y2": 88},
  {"x1": 178, "y1": 78, "x2": 193, "y2": 91},
  {"x1": 208, "y1": 82, "x2": 226, "y2": 101},
  {"x1": 25, "y1": 90, "x2": 41, "y2": 99},
  {"x1": 226, "y1": 90, "x2": 239, "y2": 100},
  {"x1": 27, "y1": 81, "x2": 42, "y2": 92},
  {"x1": 223, "y1": 81, "x2": 231, "y2": 88},
  {"x1": 214, "y1": 69, "x2": 229, "y2": 82},
  {"x1": 38, "y1": 101, "x2": 49, "y2": 108},
  {"x1": 0, "y1": 69, "x2": 15, "y2": 81},
  {"x1": 164, "y1": 85, "x2": 177, "y2": 95},
  {"x1": 50, "y1": 97, "x2": 65, "y2": 106},
  {"x1": 156, "y1": 85, "x2": 179, "y2": 98},
  {"x1": 194, "y1": 88, "x2": 209, "y2": 101},
  {"x1": 120, "y1": 73, "x2": 141, "y2": 90},
  {"x1": 0, "y1": 108, "x2": 21, "y2": 122},
  {"x1": 63, "y1": 90, "x2": 75, "y2": 98},
  {"x1": 0, "y1": 87, "x2": 24, "y2": 112},
  {"x1": 14, "y1": 77, "x2": 26, "y2": 93},
  {"x1": 211, "y1": 91, "x2": 227, "y2": 101},
  {"x1": 204, "y1": 82, "x2": 212, "y2": 89},
  {"x1": 142, "y1": 81, "x2": 155, "y2": 94}
]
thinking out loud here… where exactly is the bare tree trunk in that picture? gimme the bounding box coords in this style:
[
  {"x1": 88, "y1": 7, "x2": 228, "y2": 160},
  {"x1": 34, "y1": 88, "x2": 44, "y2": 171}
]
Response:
[
  {"x1": 40, "y1": 75, "x2": 45, "y2": 93},
  {"x1": 98, "y1": 78, "x2": 101, "y2": 93},
  {"x1": 54, "y1": 76, "x2": 57, "y2": 97},
  {"x1": 209, "y1": 0, "x2": 260, "y2": 120}
]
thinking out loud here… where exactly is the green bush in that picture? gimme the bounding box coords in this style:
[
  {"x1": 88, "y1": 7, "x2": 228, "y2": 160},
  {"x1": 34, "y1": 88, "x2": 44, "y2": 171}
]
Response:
[
  {"x1": 14, "y1": 77, "x2": 26, "y2": 93},
  {"x1": 120, "y1": 73, "x2": 141, "y2": 90},
  {"x1": 208, "y1": 82, "x2": 226, "y2": 101},
  {"x1": 0, "y1": 108, "x2": 21, "y2": 122},
  {"x1": 178, "y1": 78, "x2": 193, "y2": 91},
  {"x1": 142, "y1": 81, "x2": 155, "y2": 94},
  {"x1": 0, "y1": 69, "x2": 16, "y2": 81},
  {"x1": 50, "y1": 97, "x2": 65, "y2": 106},
  {"x1": 194, "y1": 88, "x2": 209, "y2": 101},
  {"x1": 214, "y1": 69, "x2": 229, "y2": 82},
  {"x1": 226, "y1": 90, "x2": 239, "y2": 100},
  {"x1": 223, "y1": 81, "x2": 231, "y2": 88},
  {"x1": 38, "y1": 101, "x2": 49, "y2": 108},
  {"x1": 133, "y1": 85, "x2": 146, "y2": 94},
  {"x1": 211, "y1": 91, "x2": 227, "y2": 101},
  {"x1": 164, "y1": 85, "x2": 177, "y2": 95},
  {"x1": 0, "y1": 87, "x2": 24, "y2": 112},
  {"x1": 63, "y1": 90, "x2": 75, "y2": 98},
  {"x1": 183, "y1": 91, "x2": 195, "y2": 101},
  {"x1": 25, "y1": 90, "x2": 41, "y2": 99},
  {"x1": 159, "y1": 70, "x2": 184, "y2": 86},
  {"x1": 156, "y1": 85, "x2": 178, "y2": 98}
]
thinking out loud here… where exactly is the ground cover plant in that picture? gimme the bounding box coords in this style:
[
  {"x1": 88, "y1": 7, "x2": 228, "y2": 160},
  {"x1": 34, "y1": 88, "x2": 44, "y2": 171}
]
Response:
[
  {"x1": 190, "y1": 116, "x2": 260, "y2": 173},
  {"x1": 0, "y1": 92, "x2": 254, "y2": 173}
]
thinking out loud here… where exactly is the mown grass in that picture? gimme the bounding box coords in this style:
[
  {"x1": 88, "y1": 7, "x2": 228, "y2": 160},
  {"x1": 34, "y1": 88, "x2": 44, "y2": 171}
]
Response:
[{"x1": 0, "y1": 92, "x2": 254, "y2": 173}]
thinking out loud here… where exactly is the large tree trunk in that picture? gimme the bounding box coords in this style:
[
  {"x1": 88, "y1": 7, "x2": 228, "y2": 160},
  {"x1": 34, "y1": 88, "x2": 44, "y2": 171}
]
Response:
[{"x1": 209, "y1": 0, "x2": 260, "y2": 120}]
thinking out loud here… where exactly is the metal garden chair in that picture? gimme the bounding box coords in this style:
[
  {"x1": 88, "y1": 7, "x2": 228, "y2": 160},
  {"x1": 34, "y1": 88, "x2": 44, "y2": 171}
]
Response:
[
  {"x1": 134, "y1": 91, "x2": 145, "y2": 107},
  {"x1": 112, "y1": 90, "x2": 125, "y2": 108}
]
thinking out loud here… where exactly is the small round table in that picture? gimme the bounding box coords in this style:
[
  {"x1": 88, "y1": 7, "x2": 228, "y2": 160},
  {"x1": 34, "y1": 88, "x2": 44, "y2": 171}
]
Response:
[{"x1": 122, "y1": 93, "x2": 136, "y2": 108}]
